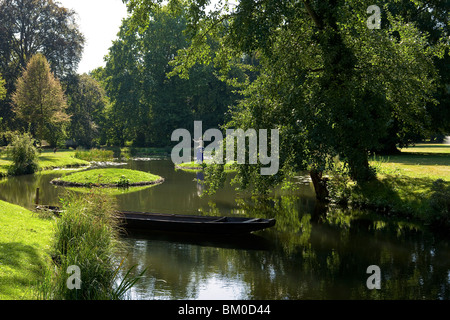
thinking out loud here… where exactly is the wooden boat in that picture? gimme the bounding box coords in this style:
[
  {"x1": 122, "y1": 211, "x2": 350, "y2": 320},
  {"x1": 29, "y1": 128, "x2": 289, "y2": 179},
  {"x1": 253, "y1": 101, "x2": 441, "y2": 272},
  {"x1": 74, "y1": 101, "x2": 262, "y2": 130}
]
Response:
[
  {"x1": 35, "y1": 205, "x2": 276, "y2": 235},
  {"x1": 119, "y1": 211, "x2": 276, "y2": 235}
]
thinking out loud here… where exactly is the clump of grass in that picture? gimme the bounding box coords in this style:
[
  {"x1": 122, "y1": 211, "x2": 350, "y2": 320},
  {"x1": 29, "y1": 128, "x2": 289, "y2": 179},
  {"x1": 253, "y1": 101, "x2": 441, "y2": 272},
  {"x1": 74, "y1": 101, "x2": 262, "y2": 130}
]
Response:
[
  {"x1": 74, "y1": 148, "x2": 114, "y2": 162},
  {"x1": 369, "y1": 154, "x2": 401, "y2": 176},
  {"x1": 38, "y1": 190, "x2": 144, "y2": 300}
]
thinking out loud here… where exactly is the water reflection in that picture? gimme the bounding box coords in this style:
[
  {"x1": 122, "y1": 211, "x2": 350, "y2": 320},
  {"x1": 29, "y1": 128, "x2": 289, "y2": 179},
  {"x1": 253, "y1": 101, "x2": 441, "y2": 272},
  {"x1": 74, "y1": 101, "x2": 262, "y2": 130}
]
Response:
[{"x1": 0, "y1": 159, "x2": 449, "y2": 299}]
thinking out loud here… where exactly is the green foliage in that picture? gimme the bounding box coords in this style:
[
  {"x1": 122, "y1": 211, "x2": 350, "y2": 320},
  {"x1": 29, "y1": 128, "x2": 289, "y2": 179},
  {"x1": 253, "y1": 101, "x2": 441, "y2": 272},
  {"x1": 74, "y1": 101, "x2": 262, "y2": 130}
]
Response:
[
  {"x1": 6, "y1": 132, "x2": 39, "y2": 175},
  {"x1": 0, "y1": 74, "x2": 6, "y2": 100},
  {"x1": 116, "y1": 175, "x2": 131, "y2": 188},
  {"x1": 0, "y1": 0, "x2": 84, "y2": 134},
  {"x1": 12, "y1": 54, "x2": 69, "y2": 147},
  {"x1": 326, "y1": 161, "x2": 353, "y2": 205},
  {"x1": 428, "y1": 179, "x2": 450, "y2": 227},
  {"x1": 99, "y1": 2, "x2": 238, "y2": 147},
  {"x1": 0, "y1": 0, "x2": 84, "y2": 79},
  {"x1": 127, "y1": 0, "x2": 447, "y2": 195},
  {"x1": 42, "y1": 191, "x2": 129, "y2": 300},
  {"x1": 64, "y1": 74, "x2": 109, "y2": 148},
  {"x1": 37, "y1": 191, "x2": 147, "y2": 300}
]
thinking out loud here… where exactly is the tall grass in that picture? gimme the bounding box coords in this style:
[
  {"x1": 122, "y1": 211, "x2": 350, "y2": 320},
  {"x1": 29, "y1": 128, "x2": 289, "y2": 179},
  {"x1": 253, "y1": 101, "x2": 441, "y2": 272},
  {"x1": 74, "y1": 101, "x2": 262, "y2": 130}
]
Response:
[
  {"x1": 74, "y1": 148, "x2": 114, "y2": 162},
  {"x1": 38, "y1": 190, "x2": 144, "y2": 300}
]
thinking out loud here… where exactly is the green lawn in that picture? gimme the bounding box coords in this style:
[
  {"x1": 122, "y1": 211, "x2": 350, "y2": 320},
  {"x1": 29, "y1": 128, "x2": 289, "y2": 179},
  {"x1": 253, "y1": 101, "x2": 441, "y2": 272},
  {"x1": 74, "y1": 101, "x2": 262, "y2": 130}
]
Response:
[
  {"x1": 52, "y1": 168, "x2": 164, "y2": 187},
  {"x1": 368, "y1": 144, "x2": 450, "y2": 181},
  {"x1": 0, "y1": 149, "x2": 90, "y2": 177},
  {"x1": 348, "y1": 143, "x2": 450, "y2": 227},
  {"x1": 0, "y1": 200, "x2": 54, "y2": 299},
  {"x1": 400, "y1": 143, "x2": 450, "y2": 154}
]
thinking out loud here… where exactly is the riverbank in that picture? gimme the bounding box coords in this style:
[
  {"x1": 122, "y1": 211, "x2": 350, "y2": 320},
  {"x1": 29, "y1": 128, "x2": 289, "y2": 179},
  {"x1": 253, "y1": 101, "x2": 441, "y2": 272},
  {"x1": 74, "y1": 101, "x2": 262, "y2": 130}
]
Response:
[
  {"x1": 0, "y1": 200, "x2": 54, "y2": 299},
  {"x1": 0, "y1": 150, "x2": 90, "y2": 178},
  {"x1": 330, "y1": 144, "x2": 450, "y2": 229}
]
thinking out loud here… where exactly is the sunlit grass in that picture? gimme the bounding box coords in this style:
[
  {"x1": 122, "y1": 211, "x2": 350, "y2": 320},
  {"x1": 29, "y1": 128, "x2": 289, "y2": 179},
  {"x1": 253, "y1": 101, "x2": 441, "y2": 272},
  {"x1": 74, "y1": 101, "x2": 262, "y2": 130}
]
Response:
[
  {"x1": 52, "y1": 168, "x2": 163, "y2": 187},
  {"x1": 0, "y1": 149, "x2": 90, "y2": 177},
  {"x1": 74, "y1": 148, "x2": 115, "y2": 162},
  {"x1": 0, "y1": 200, "x2": 54, "y2": 299},
  {"x1": 400, "y1": 143, "x2": 450, "y2": 154},
  {"x1": 357, "y1": 143, "x2": 450, "y2": 225}
]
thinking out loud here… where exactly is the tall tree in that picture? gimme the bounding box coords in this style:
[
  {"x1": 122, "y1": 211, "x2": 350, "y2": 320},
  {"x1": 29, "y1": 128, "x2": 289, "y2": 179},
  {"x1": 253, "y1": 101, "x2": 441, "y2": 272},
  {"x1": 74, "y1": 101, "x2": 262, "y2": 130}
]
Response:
[
  {"x1": 101, "y1": 2, "x2": 237, "y2": 147},
  {"x1": 64, "y1": 73, "x2": 108, "y2": 148},
  {"x1": 12, "y1": 53, "x2": 69, "y2": 146},
  {"x1": 0, "y1": 0, "x2": 84, "y2": 130},
  {"x1": 0, "y1": 0, "x2": 84, "y2": 79},
  {"x1": 373, "y1": 0, "x2": 450, "y2": 151}
]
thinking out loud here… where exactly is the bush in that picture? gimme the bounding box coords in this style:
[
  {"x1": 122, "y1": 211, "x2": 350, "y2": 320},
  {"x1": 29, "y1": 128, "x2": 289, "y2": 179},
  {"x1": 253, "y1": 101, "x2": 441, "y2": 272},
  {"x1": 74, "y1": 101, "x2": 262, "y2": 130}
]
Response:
[
  {"x1": 427, "y1": 179, "x2": 450, "y2": 227},
  {"x1": 326, "y1": 161, "x2": 353, "y2": 205},
  {"x1": 6, "y1": 132, "x2": 39, "y2": 175}
]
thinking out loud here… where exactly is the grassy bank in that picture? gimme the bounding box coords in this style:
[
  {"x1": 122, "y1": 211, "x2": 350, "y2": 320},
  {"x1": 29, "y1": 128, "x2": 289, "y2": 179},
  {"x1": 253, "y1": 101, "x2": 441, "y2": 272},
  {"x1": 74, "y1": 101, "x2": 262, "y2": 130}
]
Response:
[
  {"x1": 0, "y1": 149, "x2": 89, "y2": 177},
  {"x1": 51, "y1": 168, "x2": 164, "y2": 187},
  {"x1": 175, "y1": 161, "x2": 236, "y2": 172},
  {"x1": 330, "y1": 144, "x2": 450, "y2": 228},
  {"x1": 0, "y1": 201, "x2": 54, "y2": 299},
  {"x1": 39, "y1": 191, "x2": 125, "y2": 300}
]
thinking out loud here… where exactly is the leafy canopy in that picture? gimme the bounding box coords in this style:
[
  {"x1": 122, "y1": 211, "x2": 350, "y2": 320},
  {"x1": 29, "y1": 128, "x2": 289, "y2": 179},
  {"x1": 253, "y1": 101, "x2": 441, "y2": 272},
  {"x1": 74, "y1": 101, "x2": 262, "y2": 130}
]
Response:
[
  {"x1": 124, "y1": 0, "x2": 448, "y2": 196},
  {"x1": 12, "y1": 54, "x2": 69, "y2": 146}
]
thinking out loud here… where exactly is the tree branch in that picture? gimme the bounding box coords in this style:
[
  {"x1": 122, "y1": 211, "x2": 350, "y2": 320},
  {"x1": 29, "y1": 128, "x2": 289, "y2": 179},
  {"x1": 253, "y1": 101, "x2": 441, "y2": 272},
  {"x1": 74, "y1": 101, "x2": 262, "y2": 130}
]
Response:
[{"x1": 303, "y1": 0, "x2": 323, "y2": 30}]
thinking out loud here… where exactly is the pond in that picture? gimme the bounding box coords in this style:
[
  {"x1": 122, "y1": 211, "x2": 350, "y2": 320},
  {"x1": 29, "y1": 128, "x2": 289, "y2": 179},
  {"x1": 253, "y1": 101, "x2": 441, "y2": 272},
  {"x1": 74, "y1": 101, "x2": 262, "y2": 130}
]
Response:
[{"x1": 0, "y1": 158, "x2": 449, "y2": 299}]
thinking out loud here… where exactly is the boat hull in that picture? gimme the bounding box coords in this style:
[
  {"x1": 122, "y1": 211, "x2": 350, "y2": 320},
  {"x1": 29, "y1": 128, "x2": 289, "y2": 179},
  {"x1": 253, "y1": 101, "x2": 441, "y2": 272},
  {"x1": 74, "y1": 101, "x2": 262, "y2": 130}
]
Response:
[
  {"x1": 119, "y1": 211, "x2": 276, "y2": 235},
  {"x1": 35, "y1": 206, "x2": 276, "y2": 235}
]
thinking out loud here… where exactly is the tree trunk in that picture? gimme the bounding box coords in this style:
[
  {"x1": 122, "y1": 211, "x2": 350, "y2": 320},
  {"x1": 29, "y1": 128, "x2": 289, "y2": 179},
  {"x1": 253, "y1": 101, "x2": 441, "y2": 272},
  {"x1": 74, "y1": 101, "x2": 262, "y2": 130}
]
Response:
[
  {"x1": 348, "y1": 153, "x2": 375, "y2": 183},
  {"x1": 310, "y1": 169, "x2": 329, "y2": 202}
]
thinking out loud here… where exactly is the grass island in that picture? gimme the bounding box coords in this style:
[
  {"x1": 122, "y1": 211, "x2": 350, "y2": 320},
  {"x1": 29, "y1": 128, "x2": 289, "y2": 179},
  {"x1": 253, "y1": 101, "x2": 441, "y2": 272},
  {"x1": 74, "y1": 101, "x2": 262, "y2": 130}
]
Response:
[
  {"x1": 175, "y1": 161, "x2": 236, "y2": 172},
  {"x1": 50, "y1": 168, "x2": 164, "y2": 188}
]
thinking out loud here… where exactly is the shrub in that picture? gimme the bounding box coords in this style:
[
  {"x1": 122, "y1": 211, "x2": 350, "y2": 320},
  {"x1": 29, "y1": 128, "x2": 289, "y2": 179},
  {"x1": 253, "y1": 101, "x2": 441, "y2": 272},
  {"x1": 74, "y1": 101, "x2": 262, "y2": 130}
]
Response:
[
  {"x1": 326, "y1": 161, "x2": 353, "y2": 205},
  {"x1": 6, "y1": 132, "x2": 39, "y2": 175},
  {"x1": 116, "y1": 175, "x2": 130, "y2": 188},
  {"x1": 427, "y1": 179, "x2": 450, "y2": 227}
]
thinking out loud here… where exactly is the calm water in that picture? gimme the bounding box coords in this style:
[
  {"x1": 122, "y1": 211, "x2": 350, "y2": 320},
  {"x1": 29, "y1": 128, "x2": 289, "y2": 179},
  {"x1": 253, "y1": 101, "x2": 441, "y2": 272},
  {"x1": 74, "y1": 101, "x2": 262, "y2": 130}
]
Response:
[{"x1": 0, "y1": 158, "x2": 449, "y2": 299}]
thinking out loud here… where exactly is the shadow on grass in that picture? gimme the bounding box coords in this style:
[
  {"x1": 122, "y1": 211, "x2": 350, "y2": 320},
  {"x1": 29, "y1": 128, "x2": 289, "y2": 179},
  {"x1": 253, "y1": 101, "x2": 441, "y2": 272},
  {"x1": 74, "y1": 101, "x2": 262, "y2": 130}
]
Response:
[
  {"x1": 374, "y1": 153, "x2": 450, "y2": 166},
  {"x1": 351, "y1": 175, "x2": 441, "y2": 220},
  {"x1": 0, "y1": 241, "x2": 49, "y2": 298}
]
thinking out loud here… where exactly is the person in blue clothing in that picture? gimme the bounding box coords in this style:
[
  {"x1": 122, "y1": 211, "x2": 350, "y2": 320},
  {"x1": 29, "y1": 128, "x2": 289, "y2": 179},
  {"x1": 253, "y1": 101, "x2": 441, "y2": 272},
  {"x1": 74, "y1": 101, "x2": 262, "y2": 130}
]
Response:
[{"x1": 193, "y1": 137, "x2": 204, "y2": 164}]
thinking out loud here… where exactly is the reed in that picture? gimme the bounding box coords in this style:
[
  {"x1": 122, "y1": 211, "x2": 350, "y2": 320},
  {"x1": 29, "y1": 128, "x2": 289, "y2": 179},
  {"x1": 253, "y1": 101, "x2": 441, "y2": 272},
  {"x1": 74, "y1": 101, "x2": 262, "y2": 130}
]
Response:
[{"x1": 38, "y1": 190, "x2": 144, "y2": 300}]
